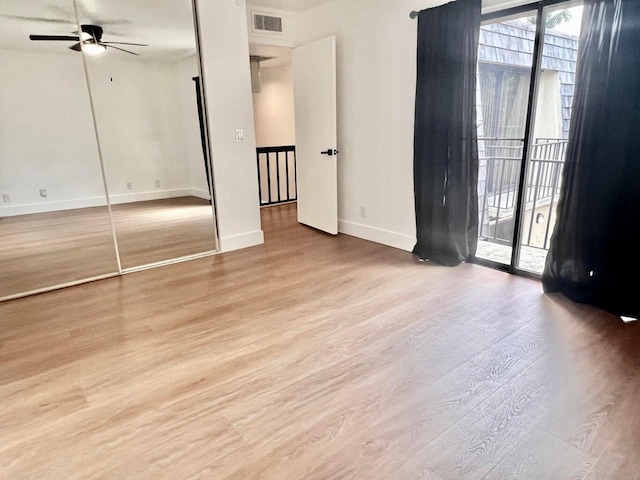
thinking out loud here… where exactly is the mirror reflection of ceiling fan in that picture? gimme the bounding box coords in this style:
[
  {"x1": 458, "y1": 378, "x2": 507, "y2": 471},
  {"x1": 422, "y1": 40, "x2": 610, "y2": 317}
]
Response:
[{"x1": 29, "y1": 24, "x2": 147, "y2": 56}]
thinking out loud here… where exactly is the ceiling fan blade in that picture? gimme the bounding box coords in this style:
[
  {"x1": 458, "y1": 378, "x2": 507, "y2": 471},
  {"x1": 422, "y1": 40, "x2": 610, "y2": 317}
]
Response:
[
  {"x1": 102, "y1": 41, "x2": 148, "y2": 47},
  {"x1": 69, "y1": 43, "x2": 82, "y2": 52},
  {"x1": 30, "y1": 35, "x2": 80, "y2": 41},
  {"x1": 106, "y1": 45, "x2": 140, "y2": 56}
]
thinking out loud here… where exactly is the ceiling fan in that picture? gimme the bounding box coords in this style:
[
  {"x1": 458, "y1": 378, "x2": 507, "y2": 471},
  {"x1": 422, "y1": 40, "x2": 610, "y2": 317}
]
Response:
[{"x1": 29, "y1": 24, "x2": 147, "y2": 56}]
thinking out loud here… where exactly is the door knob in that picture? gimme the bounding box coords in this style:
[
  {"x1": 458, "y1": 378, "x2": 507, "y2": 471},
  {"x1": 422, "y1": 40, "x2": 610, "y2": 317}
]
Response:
[{"x1": 321, "y1": 149, "x2": 339, "y2": 156}]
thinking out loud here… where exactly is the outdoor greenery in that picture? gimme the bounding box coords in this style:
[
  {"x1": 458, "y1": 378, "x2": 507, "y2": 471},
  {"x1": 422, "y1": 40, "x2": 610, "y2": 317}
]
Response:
[{"x1": 527, "y1": 10, "x2": 573, "y2": 29}]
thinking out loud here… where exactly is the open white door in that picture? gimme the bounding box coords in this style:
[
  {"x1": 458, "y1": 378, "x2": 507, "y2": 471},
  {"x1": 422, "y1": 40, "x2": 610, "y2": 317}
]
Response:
[{"x1": 292, "y1": 36, "x2": 338, "y2": 235}]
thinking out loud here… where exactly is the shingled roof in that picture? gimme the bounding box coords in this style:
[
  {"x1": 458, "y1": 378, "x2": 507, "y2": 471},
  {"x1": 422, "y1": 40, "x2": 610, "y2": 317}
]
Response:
[{"x1": 479, "y1": 20, "x2": 579, "y2": 138}]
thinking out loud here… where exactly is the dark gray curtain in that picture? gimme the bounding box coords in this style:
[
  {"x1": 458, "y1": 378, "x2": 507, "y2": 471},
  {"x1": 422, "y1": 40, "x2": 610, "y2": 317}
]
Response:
[
  {"x1": 412, "y1": 0, "x2": 481, "y2": 266},
  {"x1": 543, "y1": 0, "x2": 640, "y2": 318}
]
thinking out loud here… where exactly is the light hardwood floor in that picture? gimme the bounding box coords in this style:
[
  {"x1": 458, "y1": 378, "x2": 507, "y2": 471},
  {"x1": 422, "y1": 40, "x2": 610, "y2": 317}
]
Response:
[
  {"x1": 0, "y1": 197, "x2": 217, "y2": 299},
  {"x1": 111, "y1": 197, "x2": 217, "y2": 269},
  {"x1": 0, "y1": 203, "x2": 639, "y2": 479},
  {"x1": 0, "y1": 205, "x2": 118, "y2": 297}
]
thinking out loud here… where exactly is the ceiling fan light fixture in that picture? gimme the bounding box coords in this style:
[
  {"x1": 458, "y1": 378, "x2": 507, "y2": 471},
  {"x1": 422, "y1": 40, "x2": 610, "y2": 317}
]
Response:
[{"x1": 82, "y1": 41, "x2": 107, "y2": 55}]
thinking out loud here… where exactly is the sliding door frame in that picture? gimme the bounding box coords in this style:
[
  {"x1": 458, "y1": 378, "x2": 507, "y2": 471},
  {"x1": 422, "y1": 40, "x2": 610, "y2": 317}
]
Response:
[{"x1": 473, "y1": 0, "x2": 577, "y2": 280}]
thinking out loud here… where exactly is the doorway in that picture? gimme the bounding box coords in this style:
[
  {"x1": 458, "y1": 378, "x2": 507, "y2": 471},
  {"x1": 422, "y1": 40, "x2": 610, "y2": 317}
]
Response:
[
  {"x1": 475, "y1": 0, "x2": 584, "y2": 275},
  {"x1": 248, "y1": 44, "x2": 298, "y2": 209}
]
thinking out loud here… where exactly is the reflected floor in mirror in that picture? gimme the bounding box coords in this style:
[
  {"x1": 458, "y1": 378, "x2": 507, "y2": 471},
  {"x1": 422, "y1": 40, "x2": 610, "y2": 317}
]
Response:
[
  {"x1": 0, "y1": 207, "x2": 119, "y2": 298},
  {"x1": 111, "y1": 196, "x2": 217, "y2": 269},
  {"x1": 0, "y1": 196, "x2": 217, "y2": 299}
]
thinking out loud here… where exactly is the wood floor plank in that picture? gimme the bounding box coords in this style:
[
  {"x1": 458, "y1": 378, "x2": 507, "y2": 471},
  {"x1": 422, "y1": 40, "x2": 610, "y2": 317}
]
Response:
[
  {"x1": 111, "y1": 197, "x2": 217, "y2": 269},
  {"x1": 481, "y1": 427, "x2": 593, "y2": 480},
  {"x1": 0, "y1": 205, "x2": 118, "y2": 298},
  {"x1": 582, "y1": 450, "x2": 640, "y2": 480},
  {"x1": 413, "y1": 360, "x2": 557, "y2": 480},
  {"x1": 534, "y1": 305, "x2": 640, "y2": 458},
  {"x1": 0, "y1": 196, "x2": 217, "y2": 300},
  {"x1": 469, "y1": 313, "x2": 551, "y2": 379}
]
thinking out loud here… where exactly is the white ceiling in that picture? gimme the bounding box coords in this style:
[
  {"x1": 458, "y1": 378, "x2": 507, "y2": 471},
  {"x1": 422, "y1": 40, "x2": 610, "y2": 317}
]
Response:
[
  {"x1": 0, "y1": 0, "x2": 197, "y2": 60},
  {"x1": 249, "y1": 43, "x2": 292, "y2": 68},
  {"x1": 0, "y1": 0, "x2": 336, "y2": 60},
  {"x1": 245, "y1": 0, "x2": 334, "y2": 12}
]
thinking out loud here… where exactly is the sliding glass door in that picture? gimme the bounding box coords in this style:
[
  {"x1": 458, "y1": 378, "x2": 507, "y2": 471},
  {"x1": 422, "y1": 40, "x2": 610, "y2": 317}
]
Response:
[
  {"x1": 475, "y1": 0, "x2": 584, "y2": 275},
  {"x1": 516, "y1": 2, "x2": 583, "y2": 273},
  {"x1": 476, "y1": 8, "x2": 538, "y2": 266}
]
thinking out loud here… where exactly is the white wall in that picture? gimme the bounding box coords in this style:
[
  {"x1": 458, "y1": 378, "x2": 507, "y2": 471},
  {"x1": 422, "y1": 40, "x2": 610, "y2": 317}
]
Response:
[
  {"x1": 0, "y1": 49, "x2": 210, "y2": 216},
  {"x1": 252, "y1": 64, "x2": 296, "y2": 147},
  {"x1": 197, "y1": 0, "x2": 264, "y2": 252},
  {"x1": 251, "y1": 0, "x2": 435, "y2": 251},
  {"x1": 85, "y1": 55, "x2": 192, "y2": 201},
  {"x1": 0, "y1": 49, "x2": 106, "y2": 216}
]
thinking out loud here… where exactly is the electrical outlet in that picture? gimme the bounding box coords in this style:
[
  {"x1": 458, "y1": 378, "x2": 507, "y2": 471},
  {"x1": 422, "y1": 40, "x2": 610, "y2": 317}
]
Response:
[
  {"x1": 2, "y1": 194, "x2": 10, "y2": 203},
  {"x1": 127, "y1": 182, "x2": 133, "y2": 190},
  {"x1": 360, "y1": 205, "x2": 366, "y2": 217},
  {"x1": 39, "y1": 189, "x2": 48, "y2": 198},
  {"x1": 155, "y1": 180, "x2": 162, "y2": 188},
  {"x1": 235, "y1": 129, "x2": 244, "y2": 143}
]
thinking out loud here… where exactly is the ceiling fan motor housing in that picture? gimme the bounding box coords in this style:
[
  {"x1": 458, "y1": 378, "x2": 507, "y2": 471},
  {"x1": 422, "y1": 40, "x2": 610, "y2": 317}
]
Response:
[{"x1": 81, "y1": 24, "x2": 104, "y2": 42}]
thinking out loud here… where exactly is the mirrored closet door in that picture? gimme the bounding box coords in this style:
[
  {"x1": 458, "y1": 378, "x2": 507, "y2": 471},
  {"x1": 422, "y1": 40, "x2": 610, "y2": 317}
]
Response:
[
  {"x1": 0, "y1": 0, "x2": 217, "y2": 301},
  {"x1": 78, "y1": 0, "x2": 218, "y2": 270},
  {"x1": 0, "y1": 0, "x2": 119, "y2": 299}
]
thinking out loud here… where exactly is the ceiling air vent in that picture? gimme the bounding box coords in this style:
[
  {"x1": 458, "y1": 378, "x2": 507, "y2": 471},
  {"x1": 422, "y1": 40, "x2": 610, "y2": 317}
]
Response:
[{"x1": 253, "y1": 13, "x2": 283, "y2": 33}]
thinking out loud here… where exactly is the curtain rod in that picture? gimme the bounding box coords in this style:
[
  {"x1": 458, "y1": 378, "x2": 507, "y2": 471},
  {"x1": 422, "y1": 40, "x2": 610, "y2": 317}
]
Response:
[{"x1": 411, "y1": 1, "x2": 568, "y2": 20}]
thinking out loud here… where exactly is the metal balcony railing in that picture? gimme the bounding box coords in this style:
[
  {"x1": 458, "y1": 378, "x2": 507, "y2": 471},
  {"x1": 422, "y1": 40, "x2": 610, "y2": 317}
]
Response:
[
  {"x1": 479, "y1": 138, "x2": 567, "y2": 249},
  {"x1": 256, "y1": 146, "x2": 297, "y2": 206}
]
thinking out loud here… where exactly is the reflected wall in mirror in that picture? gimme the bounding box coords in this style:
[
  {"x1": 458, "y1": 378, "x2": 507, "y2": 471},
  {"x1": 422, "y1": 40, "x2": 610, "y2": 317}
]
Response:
[
  {"x1": 77, "y1": 0, "x2": 218, "y2": 270},
  {"x1": 0, "y1": 0, "x2": 119, "y2": 300}
]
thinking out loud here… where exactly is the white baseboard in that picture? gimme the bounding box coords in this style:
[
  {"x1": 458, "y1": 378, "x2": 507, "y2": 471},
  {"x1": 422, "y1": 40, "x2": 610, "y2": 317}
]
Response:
[
  {"x1": 0, "y1": 189, "x2": 205, "y2": 217},
  {"x1": 190, "y1": 188, "x2": 212, "y2": 201},
  {"x1": 339, "y1": 219, "x2": 415, "y2": 252},
  {"x1": 109, "y1": 189, "x2": 193, "y2": 205},
  {"x1": 0, "y1": 196, "x2": 107, "y2": 217},
  {"x1": 219, "y1": 230, "x2": 265, "y2": 252}
]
